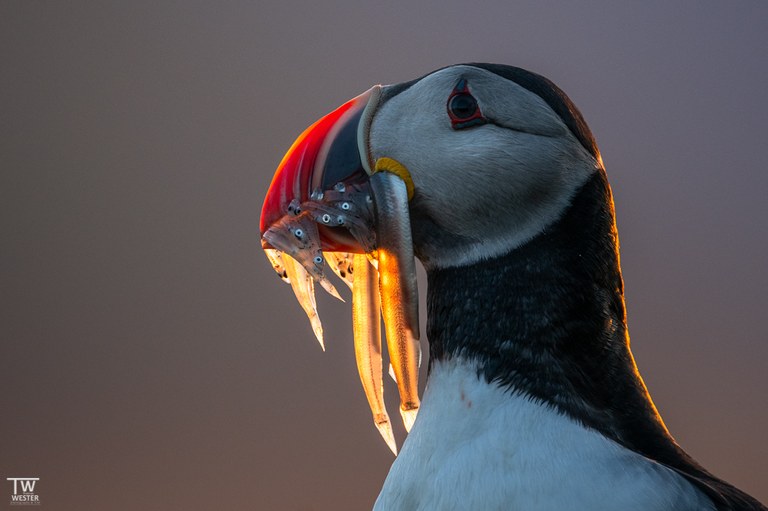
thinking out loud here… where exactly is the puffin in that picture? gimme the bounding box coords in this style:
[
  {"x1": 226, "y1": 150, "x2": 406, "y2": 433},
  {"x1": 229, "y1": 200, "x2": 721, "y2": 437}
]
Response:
[{"x1": 259, "y1": 63, "x2": 766, "y2": 511}]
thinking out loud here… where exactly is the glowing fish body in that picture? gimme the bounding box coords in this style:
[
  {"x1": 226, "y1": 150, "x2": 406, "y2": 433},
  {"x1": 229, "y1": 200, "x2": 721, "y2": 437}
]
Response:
[
  {"x1": 352, "y1": 253, "x2": 397, "y2": 454},
  {"x1": 369, "y1": 172, "x2": 421, "y2": 431},
  {"x1": 281, "y1": 253, "x2": 325, "y2": 350}
]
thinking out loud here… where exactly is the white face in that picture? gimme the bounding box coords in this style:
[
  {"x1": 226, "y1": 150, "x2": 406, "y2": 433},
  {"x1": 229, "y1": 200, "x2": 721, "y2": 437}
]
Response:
[{"x1": 369, "y1": 65, "x2": 601, "y2": 269}]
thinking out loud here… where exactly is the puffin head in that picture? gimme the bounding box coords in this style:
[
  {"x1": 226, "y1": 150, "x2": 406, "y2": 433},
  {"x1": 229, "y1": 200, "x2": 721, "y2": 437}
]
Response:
[
  {"x1": 368, "y1": 64, "x2": 603, "y2": 269},
  {"x1": 260, "y1": 63, "x2": 605, "y2": 451}
]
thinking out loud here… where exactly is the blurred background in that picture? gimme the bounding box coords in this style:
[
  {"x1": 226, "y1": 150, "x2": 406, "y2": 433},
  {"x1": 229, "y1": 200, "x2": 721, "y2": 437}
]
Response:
[{"x1": 1, "y1": 1, "x2": 766, "y2": 509}]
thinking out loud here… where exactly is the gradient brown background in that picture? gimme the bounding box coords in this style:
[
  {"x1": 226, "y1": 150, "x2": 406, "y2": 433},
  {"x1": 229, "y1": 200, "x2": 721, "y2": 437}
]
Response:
[{"x1": 1, "y1": 2, "x2": 766, "y2": 510}]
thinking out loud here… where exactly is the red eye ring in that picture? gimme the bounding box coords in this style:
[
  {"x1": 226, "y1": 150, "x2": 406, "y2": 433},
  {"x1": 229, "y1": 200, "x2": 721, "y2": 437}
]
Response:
[{"x1": 447, "y1": 79, "x2": 486, "y2": 129}]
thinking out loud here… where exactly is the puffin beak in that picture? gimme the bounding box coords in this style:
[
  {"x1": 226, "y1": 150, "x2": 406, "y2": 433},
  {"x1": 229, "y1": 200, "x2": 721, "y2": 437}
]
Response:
[{"x1": 260, "y1": 86, "x2": 421, "y2": 453}]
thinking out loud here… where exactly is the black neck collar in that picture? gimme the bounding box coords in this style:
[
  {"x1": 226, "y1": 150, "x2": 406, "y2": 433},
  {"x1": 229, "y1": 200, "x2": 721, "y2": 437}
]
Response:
[
  {"x1": 426, "y1": 171, "x2": 631, "y2": 406},
  {"x1": 426, "y1": 173, "x2": 687, "y2": 472},
  {"x1": 424, "y1": 172, "x2": 764, "y2": 509}
]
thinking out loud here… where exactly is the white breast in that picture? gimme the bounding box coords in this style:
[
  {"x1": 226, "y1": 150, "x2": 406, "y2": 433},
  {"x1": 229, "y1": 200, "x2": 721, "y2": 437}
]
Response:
[{"x1": 374, "y1": 360, "x2": 713, "y2": 511}]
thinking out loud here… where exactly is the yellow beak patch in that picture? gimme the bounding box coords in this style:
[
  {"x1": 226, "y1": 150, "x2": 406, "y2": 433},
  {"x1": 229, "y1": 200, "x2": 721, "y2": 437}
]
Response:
[{"x1": 374, "y1": 157, "x2": 415, "y2": 201}]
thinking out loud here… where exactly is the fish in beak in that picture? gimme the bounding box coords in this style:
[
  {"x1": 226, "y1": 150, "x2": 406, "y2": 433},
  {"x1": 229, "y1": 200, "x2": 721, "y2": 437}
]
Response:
[{"x1": 260, "y1": 86, "x2": 420, "y2": 454}]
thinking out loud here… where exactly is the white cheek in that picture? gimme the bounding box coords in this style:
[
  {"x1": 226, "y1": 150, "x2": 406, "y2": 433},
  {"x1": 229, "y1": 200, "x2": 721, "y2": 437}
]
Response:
[
  {"x1": 369, "y1": 68, "x2": 600, "y2": 269},
  {"x1": 370, "y1": 95, "x2": 447, "y2": 161}
]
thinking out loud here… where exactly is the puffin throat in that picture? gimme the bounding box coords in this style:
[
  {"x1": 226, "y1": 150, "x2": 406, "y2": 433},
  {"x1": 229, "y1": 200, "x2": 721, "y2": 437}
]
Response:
[
  {"x1": 426, "y1": 172, "x2": 667, "y2": 447},
  {"x1": 424, "y1": 170, "x2": 764, "y2": 508}
]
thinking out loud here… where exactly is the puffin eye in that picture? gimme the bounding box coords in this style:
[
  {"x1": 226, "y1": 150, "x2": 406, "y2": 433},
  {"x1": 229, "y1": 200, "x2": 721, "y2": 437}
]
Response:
[
  {"x1": 447, "y1": 78, "x2": 486, "y2": 129},
  {"x1": 448, "y1": 94, "x2": 478, "y2": 120}
]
